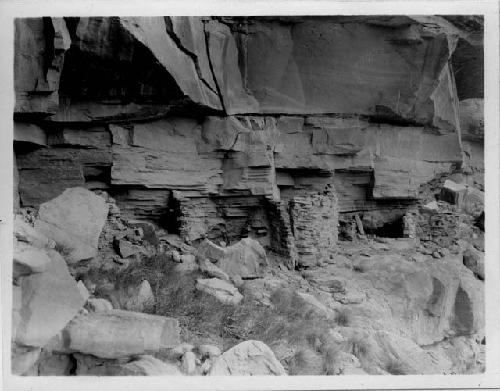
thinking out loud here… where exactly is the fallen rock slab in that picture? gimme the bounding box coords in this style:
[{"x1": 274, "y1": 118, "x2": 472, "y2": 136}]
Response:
[
  {"x1": 209, "y1": 340, "x2": 286, "y2": 376},
  {"x1": 15, "y1": 250, "x2": 86, "y2": 348},
  {"x1": 195, "y1": 278, "x2": 243, "y2": 305},
  {"x1": 60, "y1": 309, "x2": 180, "y2": 359},
  {"x1": 35, "y1": 187, "x2": 109, "y2": 263}
]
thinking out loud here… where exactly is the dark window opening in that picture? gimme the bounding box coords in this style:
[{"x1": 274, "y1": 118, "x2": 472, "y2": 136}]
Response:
[
  {"x1": 365, "y1": 216, "x2": 405, "y2": 238},
  {"x1": 163, "y1": 192, "x2": 181, "y2": 234}
]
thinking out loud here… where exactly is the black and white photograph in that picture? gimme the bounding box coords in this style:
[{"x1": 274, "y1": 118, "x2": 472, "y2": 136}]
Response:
[{"x1": 1, "y1": 1, "x2": 499, "y2": 390}]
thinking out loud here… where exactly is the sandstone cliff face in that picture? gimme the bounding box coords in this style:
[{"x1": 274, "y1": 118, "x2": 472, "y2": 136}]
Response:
[{"x1": 13, "y1": 16, "x2": 483, "y2": 268}]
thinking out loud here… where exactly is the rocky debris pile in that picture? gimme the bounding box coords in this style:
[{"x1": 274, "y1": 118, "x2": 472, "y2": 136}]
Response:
[{"x1": 12, "y1": 188, "x2": 181, "y2": 376}]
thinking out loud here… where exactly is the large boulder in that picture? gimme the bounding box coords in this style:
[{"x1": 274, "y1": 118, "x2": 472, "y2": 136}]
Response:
[
  {"x1": 57, "y1": 310, "x2": 180, "y2": 359},
  {"x1": 209, "y1": 340, "x2": 286, "y2": 376},
  {"x1": 196, "y1": 238, "x2": 267, "y2": 280},
  {"x1": 15, "y1": 250, "x2": 86, "y2": 348},
  {"x1": 336, "y1": 254, "x2": 484, "y2": 346},
  {"x1": 35, "y1": 187, "x2": 109, "y2": 263}
]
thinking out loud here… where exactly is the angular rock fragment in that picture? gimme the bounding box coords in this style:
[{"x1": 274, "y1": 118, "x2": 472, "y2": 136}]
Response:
[
  {"x1": 35, "y1": 187, "x2": 109, "y2": 263},
  {"x1": 196, "y1": 238, "x2": 266, "y2": 280},
  {"x1": 76, "y1": 280, "x2": 90, "y2": 302},
  {"x1": 195, "y1": 278, "x2": 243, "y2": 305},
  {"x1": 14, "y1": 215, "x2": 55, "y2": 249},
  {"x1": 38, "y1": 352, "x2": 73, "y2": 376},
  {"x1": 86, "y1": 298, "x2": 113, "y2": 312},
  {"x1": 11, "y1": 346, "x2": 41, "y2": 375},
  {"x1": 198, "y1": 258, "x2": 231, "y2": 281},
  {"x1": 13, "y1": 242, "x2": 52, "y2": 278},
  {"x1": 441, "y1": 179, "x2": 467, "y2": 205},
  {"x1": 462, "y1": 246, "x2": 484, "y2": 280},
  {"x1": 14, "y1": 123, "x2": 47, "y2": 146},
  {"x1": 115, "y1": 239, "x2": 147, "y2": 259},
  {"x1": 209, "y1": 340, "x2": 286, "y2": 375},
  {"x1": 123, "y1": 280, "x2": 155, "y2": 312}
]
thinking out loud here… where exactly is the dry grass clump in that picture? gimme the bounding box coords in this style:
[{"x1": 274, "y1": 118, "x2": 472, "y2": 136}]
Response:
[
  {"x1": 352, "y1": 264, "x2": 367, "y2": 273},
  {"x1": 288, "y1": 348, "x2": 324, "y2": 375},
  {"x1": 346, "y1": 335, "x2": 371, "y2": 360},
  {"x1": 335, "y1": 308, "x2": 351, "y2": 326},
  {"x1": 54, "y1": 242, "x2": 73, "y2": 258},
  {"x1": 322, "y1": 343, "x2": 343, "y2": 375},
  {"x1": 81, "y1": 254, "x2": 374, "y2": 374},
  {"x1": 385, "y1": 358, "x2": 407, "y2": 375}
]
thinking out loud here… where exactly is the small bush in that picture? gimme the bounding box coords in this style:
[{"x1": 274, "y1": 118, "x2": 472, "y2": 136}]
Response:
[
  {"x1": 346, "y1": 336, "x2": 371, "y2": 360},
  {"x1": 352, "y1": 264, "x2": 366, "y2": 273},
  {"x1": 322, "y1": 343, "x2": 342, "y2": 375},
  {"x1": 335, "y1": 309, "x2": 351, "y2": 326}
]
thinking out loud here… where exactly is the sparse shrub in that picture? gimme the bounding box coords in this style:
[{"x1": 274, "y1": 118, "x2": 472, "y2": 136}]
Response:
[
  {"x1": 385, "y1": 358, "x2": 407, "y2": 375},
  {"x1": 335, "y1": 308, "x2": 351, "y2": 326},
  {"x1": 322, "y1": 343, "x2": 342, "y2": 375},
  {"x1": 54, "y1": 242, "x2": 73, "y2": 258},
  {"x1": 352, "y1": 264, "x2": 366, "y2": 273},
  {"x1": 346, "y1": 335, "x2": 371, "y2": 360},
  {"x1": 288, "y1": 348, "x2": 324, "y2": 375}
]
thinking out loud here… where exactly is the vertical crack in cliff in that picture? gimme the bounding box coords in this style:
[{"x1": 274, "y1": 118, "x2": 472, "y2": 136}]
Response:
[
  {"x1": 203, "y1": 21, "x2": 227, "y2": 114},
  {"x1": 42, "y1": 17, "x2": 55, "y2": 87},
  {"x1": 163, "y1": 17, "x2": 222, "y2": 100}
]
